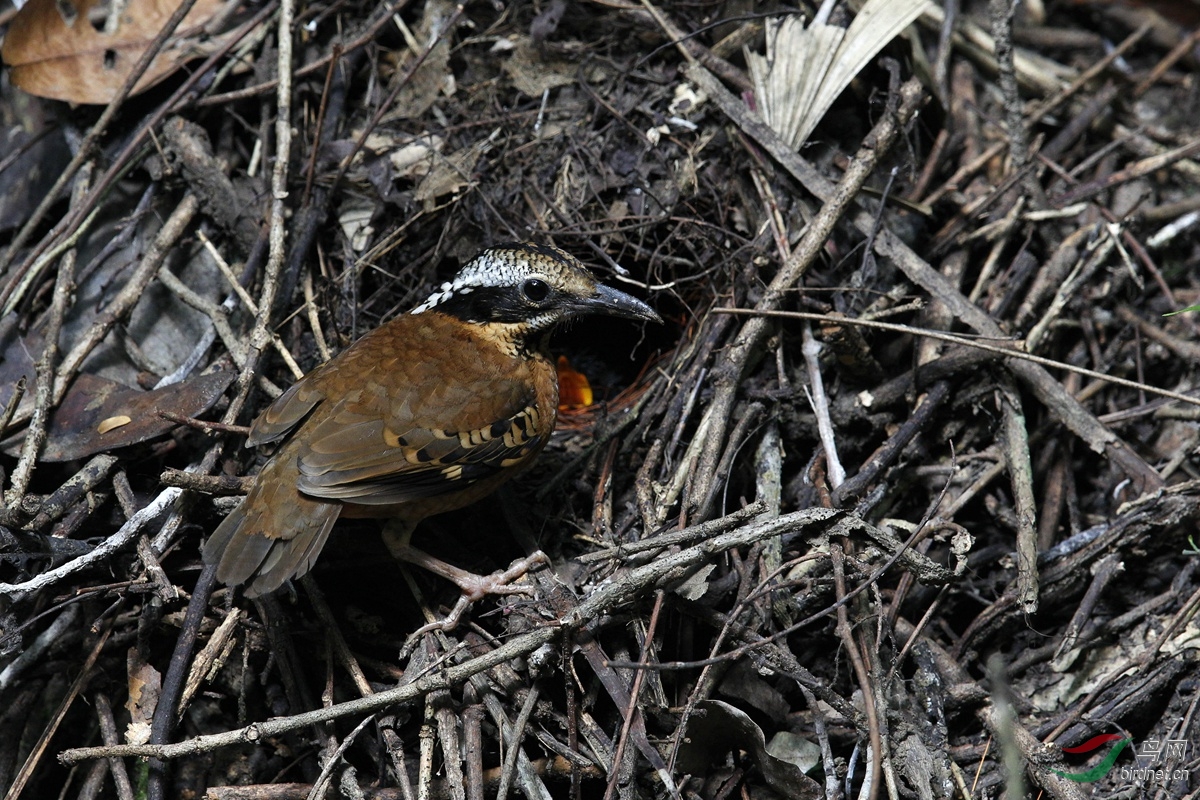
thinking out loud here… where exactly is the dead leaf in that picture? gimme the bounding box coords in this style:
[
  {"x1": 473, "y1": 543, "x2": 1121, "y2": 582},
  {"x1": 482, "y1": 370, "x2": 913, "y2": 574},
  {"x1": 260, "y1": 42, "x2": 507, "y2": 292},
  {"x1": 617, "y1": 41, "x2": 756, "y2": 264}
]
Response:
[
  {"x1": 676, "y1": 700, "x2": 821, "y2": 799},
  {"x1": 378, "y1": 0, "x2": 456, "y2": 121},
  {"x1": 0, "y1": 92, "x2": 71, "y2": 232},
  {"x1": 767, "y1": 731, "x2": 822, "y2": 775},
  {"x1": 337, "y1": 204, "x2": 375, "y2": 252},
  {"x1": 0, "y1": 319, "x2": 39, "y2": 413},
  {"x1": 501, "y1": 35, "x2": 576, "y2": 97},
  {"x1": 2, "y1": 0, "x2": 234, "y2": 104},
  {"x1": 674, "y1": 563, "x2": 715, "y2": 601},
  {"x1": 415, "y1": 129, "x2": 499, "y2": 211},
  {"x1": 2, "y1": 370, "x2": 233, "y2": 461},
  {"x1": 745, "y1": 0, "x2": 931, "y2": 149},
  {"x1": 718, "y1": 661, "x2": 790, "y2": 723},
  {"x1": 387, "y1": 134, "x2": 445, "y2": 179},
  {"x1": 125, "y1": 647, "x2": 162, "y2": 746}
]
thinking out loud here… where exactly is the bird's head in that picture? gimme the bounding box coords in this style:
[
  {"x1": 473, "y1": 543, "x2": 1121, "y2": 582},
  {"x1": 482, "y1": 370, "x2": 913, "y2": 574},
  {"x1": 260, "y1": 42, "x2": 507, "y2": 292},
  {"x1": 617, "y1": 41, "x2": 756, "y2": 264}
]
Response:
[{"x1": 411, "y1": 243, "x2": 660, "y2": 340}]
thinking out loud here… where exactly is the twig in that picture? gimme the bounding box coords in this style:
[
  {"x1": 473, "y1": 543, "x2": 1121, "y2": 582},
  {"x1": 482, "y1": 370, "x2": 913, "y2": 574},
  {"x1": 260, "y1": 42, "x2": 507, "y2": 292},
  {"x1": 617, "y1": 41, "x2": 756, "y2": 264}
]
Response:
[
  {"x1": 687, "y1": 72, "x2": 924, "y2": 517},
  {"x1": 978, "y1": 681, "x2": 1087, "y2": 800},
  {"x1": 157, "y1": 266, "x2": 252, "y2": 368},
  {"x1": 1053, "y1": 138, "x2": 1200, "y2": 208},
  {"x1": 672, "y1": 597, "x2": 860, "y2": 722},
  {"x1": 831, "y1": 546, "x2": 882, "y2": 800},
  {"x1": 1025, "y1": 22, "x2": 1150, "y2": 126},
  {"x1": 197, "y1": 230, "x2": 261, "y2": 314},
  {"x1": 801, "y1": 324, "x2": 844, "y2": 488},
  {"x1": 602, "y1": 592, "x2": 664, "y2": 800},
  {"x1": 303, "y1": 269, "x2": 332, "y2": 362},
  {"x1": 159, "y1": 467, "x2": 251, "y2": 495},
  {"x1": 0, "y1": 488, "x2": 183, "y2": 601},
  {"x1": 0, "y1": 0, "x2": 277, "y2": 328},
  {"x1": 247, "y1": 0, "x2": 296, "y2": 372},
  {"x1": 577, "y1": 501, "x2": 766, "y2": 563},
  {"x1": 308, "y1": 716, "x2": 374, "y2": 800},
  {"x1": 0, "y1": 606, "x2": 79, "y2": 692},
  {"x1": 329, "y1": 5, "x2": 465, "y2": 193},
  {"x1": 149, "y1": 501, "x2": 217, "y2": 800},
  {"x1": 2, "y1": 165, "x2": 90, "y2": 512},
  {"x1": 1133, "y1": 26, "x2": 1200, "y2": 97},
  {"x1": 462, "y1": 686, "x2": 483, "y2": 800},
  {"x1": 158, "y1": 412, "x2": 252, "y2": 438},
  {"x1": 975, "y1": 6, "x2": 1045, "y2": 210},
  {"x1": 94, "y1": 695, "x2": 136, "y2": 800},
  {"x1": 0, "y1": 204, "x2": 104, "y2": 319},
  {"x1": 715, "y1": 309, "x2": 1200, "y2": 410},
  {"x1": 433, "y1": 689, "x2": 466, "y2": 800},
  {"x1": 696, "y1": 401, "x2": 763, "y2": 520},
  {"x1": 178, "y1": 608, "x2": 242, "y2": 716},
  {"x1": 158, "y1": 262, "x2": 304, "y2": 378},
  {"x1": 455, "y1": 636, "x2": 555, "y2": 800},
  {"x1": 633, "y1": 0, "x2": 751, "y2": 93},
  {"x1": 58, "y1": 508, "x2": 885, "y2": 765},
  {"x1": 0, "y1": 376, "x2": 25, "y2": 441},
  {"x1": 1050, "y1": 554, "x2": 1122, "y2": 666},
  {"x1": 917, "y1": 2, "x2": 1071, "y2": 96},
  {"x1": 691, "y1": 63, "x2": 1166, "y2": 492},
  {"x1": 832, "y1": 381, "x2": 952, "y2": 508},
  {"x1": 23, "y1": 454, "x2": 119, "y2": 532},
  {"x1": 194, "y1": 0, "x2": 412, "y2": 107},
  {"x1": 302, "y1": 579, "x2": 373, "y2": 697},
  {"x1": 754, "y1": 423, "x2": 787, "y2": 622},
  {"x1": 46, "y1": 195, "x2": 200, "y2": 419},
  {"x1": 4, "y1": 624, "x2": 112, "y2": 800},
  {"x1": 997, "y1": 374, "x2": 1039, "y2": 613},
  {"x1": 496, "y1": 683, "x2": 541, "y2": 800},
  {"x1": 302, "y1": 44, "x2": 343, "y2": 207}
]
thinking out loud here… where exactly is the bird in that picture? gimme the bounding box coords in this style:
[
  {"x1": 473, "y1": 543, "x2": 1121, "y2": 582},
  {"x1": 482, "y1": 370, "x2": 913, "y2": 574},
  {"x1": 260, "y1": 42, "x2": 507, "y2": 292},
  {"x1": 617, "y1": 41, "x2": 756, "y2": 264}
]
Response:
[{"x1": 203, "y1": 242, "x2": 659, "y2": 625}]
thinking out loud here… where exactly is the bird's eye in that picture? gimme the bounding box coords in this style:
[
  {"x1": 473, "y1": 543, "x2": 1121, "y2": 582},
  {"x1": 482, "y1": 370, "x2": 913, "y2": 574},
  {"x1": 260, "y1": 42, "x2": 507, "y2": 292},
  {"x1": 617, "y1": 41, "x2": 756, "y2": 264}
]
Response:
[{"x1": 522, "y1": 278, "x2": 550, "y2": 302}]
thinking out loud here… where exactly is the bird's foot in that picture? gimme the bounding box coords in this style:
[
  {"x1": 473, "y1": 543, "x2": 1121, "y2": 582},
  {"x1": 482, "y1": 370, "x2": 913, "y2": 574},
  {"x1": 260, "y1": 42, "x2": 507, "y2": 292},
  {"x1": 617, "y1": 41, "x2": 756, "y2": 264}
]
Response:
[
  {"x1": 455, "y1": 550, "x2": 549, "y2": 601},
  {"x1": 409, "y1": 550, "x2": 550, "y2": 635}
]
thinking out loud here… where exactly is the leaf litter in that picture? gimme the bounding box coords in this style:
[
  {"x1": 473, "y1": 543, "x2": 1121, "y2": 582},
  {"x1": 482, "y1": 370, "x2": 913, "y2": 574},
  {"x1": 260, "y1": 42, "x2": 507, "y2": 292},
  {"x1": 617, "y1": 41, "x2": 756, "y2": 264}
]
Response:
[{"x1": 0, "y1": 1, "x2": 1198, "y2": 798}]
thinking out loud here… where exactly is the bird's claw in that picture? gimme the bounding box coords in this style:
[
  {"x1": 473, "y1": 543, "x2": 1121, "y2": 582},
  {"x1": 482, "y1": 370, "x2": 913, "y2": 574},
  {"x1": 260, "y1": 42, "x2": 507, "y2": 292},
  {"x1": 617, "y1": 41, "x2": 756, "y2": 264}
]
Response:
[{"x1": 411, "y1": 550, "x2": 549, "y2": 635}]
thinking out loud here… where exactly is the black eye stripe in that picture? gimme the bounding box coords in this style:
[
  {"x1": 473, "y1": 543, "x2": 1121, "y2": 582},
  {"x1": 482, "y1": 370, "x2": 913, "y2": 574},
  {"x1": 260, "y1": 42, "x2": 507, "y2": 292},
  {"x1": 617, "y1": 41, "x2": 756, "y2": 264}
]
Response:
[{"x1": 432, "y1": 286, "x2": 538, "y2": 323}]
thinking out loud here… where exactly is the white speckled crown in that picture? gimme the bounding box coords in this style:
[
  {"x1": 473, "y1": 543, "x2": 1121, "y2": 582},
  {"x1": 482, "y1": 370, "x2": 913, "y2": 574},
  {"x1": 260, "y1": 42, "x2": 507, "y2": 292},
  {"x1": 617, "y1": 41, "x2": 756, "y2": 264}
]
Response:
[{"x1": 409, "y1": 244, "x2": 596, "y2": 315}]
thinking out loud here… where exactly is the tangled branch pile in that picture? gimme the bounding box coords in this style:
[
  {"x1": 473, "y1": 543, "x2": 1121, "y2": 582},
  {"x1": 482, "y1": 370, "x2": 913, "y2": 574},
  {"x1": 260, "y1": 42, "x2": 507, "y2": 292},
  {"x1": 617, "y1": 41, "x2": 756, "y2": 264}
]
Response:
[{"x1": 0, "y1": 1, "x2": 1198, "y2": 798}]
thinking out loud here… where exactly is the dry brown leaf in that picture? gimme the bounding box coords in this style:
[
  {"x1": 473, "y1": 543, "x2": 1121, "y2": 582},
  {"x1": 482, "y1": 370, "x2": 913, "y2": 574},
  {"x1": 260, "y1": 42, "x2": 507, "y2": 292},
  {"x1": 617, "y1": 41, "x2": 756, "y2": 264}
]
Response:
[
  {"x1": 1, "y1": 0, "x2": 232, "y2": 104},
  {"x1": 125, "y1": 648, "x2": 162, "y2": 746},
  {"x1": 415, "y1": 129, "x2": 499, "y2": 211},
  {"x1": 0, "y1": 370, "x2": 234, "y2": 461},
  {"x1": 501, "y1": 35, "x2": 576, "y2": 97},
  {"x1": 745, "y1": 0, "x2": 931, "y2": 150},
  {"x1": 676, "y1": 700, "x2": 821, "y2": 800}
]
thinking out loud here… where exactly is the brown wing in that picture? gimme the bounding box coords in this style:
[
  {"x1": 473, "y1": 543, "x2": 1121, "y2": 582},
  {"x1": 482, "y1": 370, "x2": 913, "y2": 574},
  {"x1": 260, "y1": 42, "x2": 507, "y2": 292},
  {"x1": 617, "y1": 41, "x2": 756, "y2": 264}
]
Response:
[
  {"x1": 292, "y1": 396, "x2": 548, "y2": 504},
  {"x1": 247, "y1": 379, "x2": 325, "y2": 446},
  {"x1": 251, "y1": 313, "x2": 555, "y2": 506}
]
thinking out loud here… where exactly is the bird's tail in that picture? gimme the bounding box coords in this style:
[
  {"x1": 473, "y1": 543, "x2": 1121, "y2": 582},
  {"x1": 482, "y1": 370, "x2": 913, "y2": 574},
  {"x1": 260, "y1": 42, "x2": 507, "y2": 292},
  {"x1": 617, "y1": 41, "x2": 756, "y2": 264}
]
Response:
[{"x1": 202, "y1": 455, "x2": 339, "y2": 597}]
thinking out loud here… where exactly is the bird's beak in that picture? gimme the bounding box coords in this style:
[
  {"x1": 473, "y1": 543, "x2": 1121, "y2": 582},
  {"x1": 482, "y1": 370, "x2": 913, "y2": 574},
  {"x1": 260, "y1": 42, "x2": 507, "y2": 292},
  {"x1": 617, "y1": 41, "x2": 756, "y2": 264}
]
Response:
[{"x1": 573, "y1": 283, "x2": 662, "y2": 323}]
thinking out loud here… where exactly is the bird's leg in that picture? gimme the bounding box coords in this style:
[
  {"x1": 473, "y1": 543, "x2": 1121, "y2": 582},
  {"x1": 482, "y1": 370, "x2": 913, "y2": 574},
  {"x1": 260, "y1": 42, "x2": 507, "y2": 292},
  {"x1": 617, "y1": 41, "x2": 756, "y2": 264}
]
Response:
[{"x1": 382, "y1": 519, "x2": 548, "y2": 630}]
